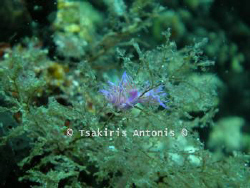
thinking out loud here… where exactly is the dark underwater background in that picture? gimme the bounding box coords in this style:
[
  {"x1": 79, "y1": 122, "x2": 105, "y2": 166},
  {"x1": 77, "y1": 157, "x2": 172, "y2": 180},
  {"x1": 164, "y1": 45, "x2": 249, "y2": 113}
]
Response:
[{"x1": 0, "y1": 0, "x2": 250, "y2": 187}]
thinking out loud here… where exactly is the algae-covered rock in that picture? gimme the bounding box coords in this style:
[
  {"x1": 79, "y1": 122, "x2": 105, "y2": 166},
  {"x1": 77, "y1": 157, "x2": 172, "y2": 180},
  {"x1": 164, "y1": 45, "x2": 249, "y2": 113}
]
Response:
[{"x1": 209, "y1": 116, "x2": 245, "y2": 151}]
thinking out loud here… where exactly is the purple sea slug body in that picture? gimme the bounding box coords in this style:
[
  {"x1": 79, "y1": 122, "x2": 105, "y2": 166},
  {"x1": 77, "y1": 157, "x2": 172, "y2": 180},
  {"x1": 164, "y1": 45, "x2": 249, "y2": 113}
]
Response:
[{"x1": 100, "y1": 72, "x2": 167, "y2": 110}]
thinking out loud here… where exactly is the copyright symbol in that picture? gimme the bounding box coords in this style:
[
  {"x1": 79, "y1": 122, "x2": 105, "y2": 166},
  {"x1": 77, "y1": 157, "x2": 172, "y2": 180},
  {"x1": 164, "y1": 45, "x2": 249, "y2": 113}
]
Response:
[
  {"x1": 181, "y1": 128, "x2": 188, "y2": 137},
  {"x1": 66, "y1": 128, "x2": 73, "y2": 136}
]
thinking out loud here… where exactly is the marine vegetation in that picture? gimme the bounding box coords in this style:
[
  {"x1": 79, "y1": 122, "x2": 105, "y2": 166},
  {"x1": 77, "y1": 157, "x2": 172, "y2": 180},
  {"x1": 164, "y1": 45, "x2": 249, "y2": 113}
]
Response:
[{"x1": 0, "y1": 0, "x2": 250, "y2": 187}]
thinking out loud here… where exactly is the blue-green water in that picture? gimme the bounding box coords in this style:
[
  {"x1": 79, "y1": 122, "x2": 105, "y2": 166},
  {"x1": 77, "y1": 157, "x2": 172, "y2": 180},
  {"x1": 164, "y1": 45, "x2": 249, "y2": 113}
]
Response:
[{"x1": 0, "y1": 0, "x2": 250, "y2": 187}]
